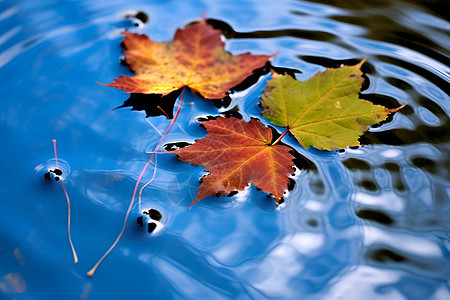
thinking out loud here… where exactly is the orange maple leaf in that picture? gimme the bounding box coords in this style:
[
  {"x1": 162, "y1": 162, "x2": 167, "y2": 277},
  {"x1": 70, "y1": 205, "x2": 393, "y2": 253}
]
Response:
[
  {"x1": 104, "y1": 19, "x2": 274, "y2": 99},
  {"x1": 171, "y1": 117, "x2": 295, "y2": 207}
]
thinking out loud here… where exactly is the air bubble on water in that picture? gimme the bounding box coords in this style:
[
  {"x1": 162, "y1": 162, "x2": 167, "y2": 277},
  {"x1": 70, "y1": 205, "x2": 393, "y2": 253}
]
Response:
[
  {"x1": 121, "y1": 10, "x2": 149, "y2": 28},
  {"x1": 35, "y1": 158, "x2": 71, "y2": 182},
  {"x1": 137, "y1": 208, "x2": 165, "y2": 235}
]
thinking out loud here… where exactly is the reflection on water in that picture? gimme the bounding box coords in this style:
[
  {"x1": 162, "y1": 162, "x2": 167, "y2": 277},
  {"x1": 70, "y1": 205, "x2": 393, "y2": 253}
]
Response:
[{"x1": 0, "y1": 0, "x2": 449, "y2": 299}]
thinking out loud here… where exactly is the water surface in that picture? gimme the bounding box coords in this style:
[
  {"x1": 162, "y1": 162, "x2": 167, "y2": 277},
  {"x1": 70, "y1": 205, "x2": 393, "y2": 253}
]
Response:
[{"x1": 0, "y1": 0, "x2": 449, "y2": 299}]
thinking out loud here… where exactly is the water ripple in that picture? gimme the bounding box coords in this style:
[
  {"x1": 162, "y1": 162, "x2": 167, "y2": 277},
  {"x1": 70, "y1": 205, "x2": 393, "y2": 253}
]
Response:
[{"x1": 0, "y1": 0, "x2": 448, "y2": 299}]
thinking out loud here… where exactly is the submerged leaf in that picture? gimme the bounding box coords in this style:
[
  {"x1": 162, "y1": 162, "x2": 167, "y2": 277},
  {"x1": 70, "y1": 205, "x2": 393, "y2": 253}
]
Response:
[
  {"x1": 171, "y1": 117, "x2": 295, "y2": 207},
  {"x1": 260, "y1": 60, "x2": 405, "y2": 150},
  {"x1": 105, "y1": 19, "x2": 273, "y2": 99}
]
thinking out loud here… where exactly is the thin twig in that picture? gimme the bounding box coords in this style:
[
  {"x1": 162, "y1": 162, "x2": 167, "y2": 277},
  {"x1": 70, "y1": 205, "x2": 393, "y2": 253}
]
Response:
[
  {"x1": 272, "y1": 128, "x2": 289, "y2": 145},
  {"x1": 157, "y1": 106, "x2": 170, "y2": 119},
  {"x1": 52, "y1": 139, "x2": 59, "y2": 169},
  {"x1": 61, "y1": 181, "x2": 79, "y2": 264},
  {"x1": 138, "y1": 155, "x2": 158, "y2": 212},
  {"x1": 52, "y1": 139, "x2": 78, "y2": 264},
  {"x1": 86, "y1": 88, "x2": 186, "y2": 277}
]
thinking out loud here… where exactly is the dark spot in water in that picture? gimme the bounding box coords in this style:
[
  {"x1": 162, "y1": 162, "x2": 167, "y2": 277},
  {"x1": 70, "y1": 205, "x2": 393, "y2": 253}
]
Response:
[
  {"x1": 143, "y1": 209, "x2": 162, "y2": 221},
  {"x1": 220, "y1": 106, "x2": 243, "y2": 119},
  {"x1": 383, "y1": 162, "x2": 399, "y2": 172},
  {"x1": 383, "y1": 163, "x2": 407, "y2": 191},
  {"x1": 124, "y1": 11, "x2": 149, "y2": 26},
  {"x1": 359, "y1": 180, "x2": 378, "y2": 191},
  {"x1": 287, "y1": 178, "x2": 296, "y2": 191},
  {"x1": 227, "y1": 62, "x2": 271, "y2": 93},
  {"x1": 386, "y1": 29, "x2": 448, "y2": 67},
  {"x1": 361, "y1": 118, "x2": 450, "y2": 146},
  {"x1": 148, "y1": 222, "x2": 157, "y2": 233},
  {"x1": 286, "y1": 147, "x2": 317, "y2": 172},
  {"x1": 197, "y1": 114, "x2": 247, "y2": 123},
  {"x1": 307, "y1": 219, "x2": 318, "y2": 227},
  {"x1": 419, "y1": 97, "x2": 448, "y2": 121},
  {"x1": 207, "y1": 18, "x2": 334, "y2": 43},
  {"x1": 119, "y1": 56, "x2": 127, "y2": 66},
  {"x1": 135, "y1": 11, "x2": 149, "y2": 24},
  {"x1": 411, "y1": 156, "x2": 437, "y2": 174},
  {"x1": 227, "y1": 191, "x2": 238, "y2": 197},
  {"x1": 377, "y1": 55, "x2": 449, "y2": 100},
  {"x1": 356, "y1": 209, "x2": 394, "y2": 225},
  {"x1": 196, "y1": 116, "x2": 214, "y2": 122},
  {"x1": 369, "y1": 248, "x2": 406, "y2": 263},
  {"x1": 386, "y1": 77, "x2": 413, "y2": 90},
  {"x1": 395, "y1": 181, "x2": 406, "y2": 191},
  {"x1": 164, "y1": 142, "x2": 192, "y2": 151},
  {"x1": 271, "y1": 65, "x2": 301, "y2": 77},
  {"x1": 46, "y1": 169, "x2": 62, "y2": 182},
  {"x1": 211, "y1": 96, "x2": 232, "y2": 108},
  {"x1": 137, "y1": 216, "x2": 143, "y2": 227},
  {"x1": 343, "y1": 158, "x2": 371, "y2": 171},
  {"x1": 298, "y1": 56, "x2": 365, "y2": 70},
  {"x1": 138, "y1": 210, "x2": 162, "y2": 233},
  {"x1": 116, "y1": 90, "x2": 181, "y2": 119}
]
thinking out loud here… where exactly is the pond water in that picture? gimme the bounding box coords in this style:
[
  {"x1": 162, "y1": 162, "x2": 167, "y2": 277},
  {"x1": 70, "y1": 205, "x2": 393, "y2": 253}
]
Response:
[{"x1": 0, "y1": 0, "x2": 449, "y2": 299}]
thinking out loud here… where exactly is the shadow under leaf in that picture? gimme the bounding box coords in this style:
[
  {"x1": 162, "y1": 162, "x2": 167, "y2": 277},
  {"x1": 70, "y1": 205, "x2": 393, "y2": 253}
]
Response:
[{"x1": 115, "y1": 89, "x2": 181, "y2": 119}]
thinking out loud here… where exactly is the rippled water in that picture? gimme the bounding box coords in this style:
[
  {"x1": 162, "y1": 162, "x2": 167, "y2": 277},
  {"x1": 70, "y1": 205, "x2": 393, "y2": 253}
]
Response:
[{"x1": 0, "y1": 0, "x2": 449, "y2": 299}]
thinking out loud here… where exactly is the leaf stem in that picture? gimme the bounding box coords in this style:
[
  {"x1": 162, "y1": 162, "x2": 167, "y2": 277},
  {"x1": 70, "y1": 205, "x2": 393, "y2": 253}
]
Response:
[
  {"x1": 86, "y1": 87, "x2": 186, "y2": 277},
  {"x1": 272, "y1": 128, "x2": 289, "y2": 145},
  {"x1": 157, "y1": 105, "x2": 170, "y2": 119},
  {"x1": 61, "y1": 181, "x2": 78, "y2": 264},
  {"x1": 52, "y1": 139, "x2": 59, "y2": 169},
  {"x1": 52, "y1": 139, "x2": 78, "y2": 264},
  {"x1": 139, "y1": 155, "x2": 158, "y2": 212}
]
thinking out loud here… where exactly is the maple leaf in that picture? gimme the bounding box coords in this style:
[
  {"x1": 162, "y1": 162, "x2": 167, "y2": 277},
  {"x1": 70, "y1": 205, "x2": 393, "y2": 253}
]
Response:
[
  {"x1": 260, "y1": 59, "x2": 405, "y2": 151},
  {"x1": 170, "y1": 117, "x2": 295, "y2": 207},
  {"x1": 104, "y1": 19, "x2": 273, "y2": 99}
]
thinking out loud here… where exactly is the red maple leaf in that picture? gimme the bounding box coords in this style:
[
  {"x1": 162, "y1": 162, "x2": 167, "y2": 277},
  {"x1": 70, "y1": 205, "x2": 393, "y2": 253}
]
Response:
[{"x1": 171, "y1": 117, "x2": 295, "y2": 207}]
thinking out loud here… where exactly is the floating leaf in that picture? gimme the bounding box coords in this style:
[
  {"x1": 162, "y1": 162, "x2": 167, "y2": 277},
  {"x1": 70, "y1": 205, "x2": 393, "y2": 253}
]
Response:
[
  {"x1": 105, "y1": 19, "x2": 273, "y2": 99},
  {"x1": 260, "y1": 60, "x2": 405, "y2": 150},
  {"x1": 171, "y1": 117, "x2": 295, "y2": 207}
]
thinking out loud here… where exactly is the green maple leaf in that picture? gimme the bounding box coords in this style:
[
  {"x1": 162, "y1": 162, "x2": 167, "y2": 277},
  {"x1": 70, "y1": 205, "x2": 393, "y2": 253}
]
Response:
[{"x1": 260, "y1": 59, "x2": 405, "y2": 151}]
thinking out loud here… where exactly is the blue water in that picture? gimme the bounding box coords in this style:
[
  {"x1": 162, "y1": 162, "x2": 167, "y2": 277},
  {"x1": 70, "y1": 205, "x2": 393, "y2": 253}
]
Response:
[{"x1": 1, "y1": 0, "x2": 449, "y2": 299}]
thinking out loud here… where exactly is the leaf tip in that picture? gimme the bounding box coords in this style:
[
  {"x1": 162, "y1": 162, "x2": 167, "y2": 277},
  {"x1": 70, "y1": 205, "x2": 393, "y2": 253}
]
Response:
[
  {"x1": 96, "y1": 81, "x2": 109, "y2": 87},
  {"x1": 388, "y1": 103, "x2": 408, "y2": 114},
  {"x1": 271, "y1": 50, "x2": 281, "y2": 59},
  {"x1": 355, "y1": 57, "x2": 368, "y2": 69},
  {"x1": 189, "y1": 198, "x2": 201, "y2": 209}
]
